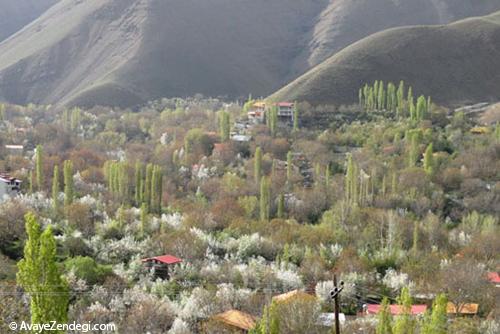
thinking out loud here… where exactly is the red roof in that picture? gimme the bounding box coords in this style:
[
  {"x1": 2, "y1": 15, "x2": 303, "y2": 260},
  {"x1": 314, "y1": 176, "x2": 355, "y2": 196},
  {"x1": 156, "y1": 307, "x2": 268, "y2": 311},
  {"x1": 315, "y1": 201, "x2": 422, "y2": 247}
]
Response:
[
  {"x1": 277, "y1": 102, "x2": 294, "y2": 107},
  {"x1": 142, "y1": 255, "x2": 182, "y2": 265},
  {"x1": 488, "y1": 272, "x2": 500, "y2": 284},
  {"x1": 367, "y1": 304, "x2": 427, "y2": 315}
]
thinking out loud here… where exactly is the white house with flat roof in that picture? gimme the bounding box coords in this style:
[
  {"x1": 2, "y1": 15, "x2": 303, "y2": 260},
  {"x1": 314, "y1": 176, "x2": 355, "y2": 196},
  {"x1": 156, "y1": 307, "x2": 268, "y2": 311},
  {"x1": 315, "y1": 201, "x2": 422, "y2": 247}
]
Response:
[{"x1": 0, "y1": 173, "x2": 22, "y2": 200}]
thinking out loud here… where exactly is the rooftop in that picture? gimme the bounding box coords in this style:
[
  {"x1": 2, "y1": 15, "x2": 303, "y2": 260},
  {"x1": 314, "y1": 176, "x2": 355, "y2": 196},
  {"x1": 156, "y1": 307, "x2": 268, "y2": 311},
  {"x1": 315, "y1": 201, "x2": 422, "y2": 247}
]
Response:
[
  {"x1": 366, "y1": 304, "x2": 427, "y2": 316},
  {"x1": 141, "y1": 254, "x2": 182, "y2": 265},
  {"x1": 212, "y1": 310, "x2": 256, "y2": 331}
]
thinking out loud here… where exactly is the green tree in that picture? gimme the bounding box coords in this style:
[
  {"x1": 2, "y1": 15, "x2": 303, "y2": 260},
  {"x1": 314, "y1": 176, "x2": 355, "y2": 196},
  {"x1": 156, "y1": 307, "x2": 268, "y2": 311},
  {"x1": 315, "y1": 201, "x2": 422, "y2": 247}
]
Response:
[
  {"x1": 293, "y1": 102, "x2": 299, "y2": 132},
  {"x1": 63, "y1": 160, "x2": 74, "y2": 206},
  {"x1": 378, "y1": 80, "x2": 385, "y2": 110},
  {"x1": 17, "y1": 213, "x2": 69, "y2": 328},
  {"x1": 423, "y1": 143, "x2": 434, "y2": 176},
  {"x1": 345, "y1": 154, "x2": 358, "y2": 205},
  {"x1": 134, "y1": 161, "x2": 143, "y2": 206},
  {"x1": 35, "y1": 145, "x2": 44, "y2": 191},
  {"x1": 286, "y1": 151, "x2": 292, "y2": 183},
  {"x1": 254, "y1": 147, "x2": 262, "y2": 183},
  {"x1": 393, "y1": 287, "x2": 416, "y2": 334},
  {"x1": 52, "y1": 166, "x2": 60, "y2": 212},
  {"x1": 218, "y1": 110, "x2": 231, "y2": 142},
  {"x1": 150, "y1": 165, "x2": 163, "y2": 214},
  {"x1": 140, "y1": 203, "x2": 148, "y2": 238},
  {"x1": 277, "y1": 193, "x2": 285, "y2": 219},
  {"x1": 416, "y1": 95, "x2": 427, "y2": 120},
  {"x1": 376, "y1": 297, "x2": 393, "y2": 334},
  {"x1": 28, "y1": 170, "x2": 33, "y2": 194},
  {"x1": 421, "y1": 294, "x2": 447, "y2": 334},
  {"x1": 396, "y1": 81, "x2": 405, "y2": 117},
  {"x1": 269, "y1": 105, "x2": 278, "y2": 137},
  {"x1": 144, "y1": 163, "x2": 153, "y2": 209},
  {"x1": 259, "y1": 177, "x2": 271, "y2": 221}
]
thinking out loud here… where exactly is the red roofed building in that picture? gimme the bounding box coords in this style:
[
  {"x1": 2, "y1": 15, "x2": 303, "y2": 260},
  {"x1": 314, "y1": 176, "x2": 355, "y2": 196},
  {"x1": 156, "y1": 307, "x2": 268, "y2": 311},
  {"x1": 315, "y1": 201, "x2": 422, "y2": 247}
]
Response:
[
  {"x1": 487, "y1": 272, "x2": 500, "y2": 287},
  {"x1": 366, "y1": 304, "x2": 427, "y2": 316},
  {"x1": 142, "y1": 254, "x2": 182, "y2": 279}
]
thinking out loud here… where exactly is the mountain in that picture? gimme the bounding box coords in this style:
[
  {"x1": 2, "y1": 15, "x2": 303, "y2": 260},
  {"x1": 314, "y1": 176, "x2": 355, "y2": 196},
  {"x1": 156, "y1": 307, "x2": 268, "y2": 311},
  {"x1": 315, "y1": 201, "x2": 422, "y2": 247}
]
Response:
[
  {"x1": 0, "y1": 0, "x2": 59, "y2": 42},
  {"x1": 271, "y1": 11, "x2": 500, "y2": 107},
  {"x1": 0, "y1": 0, "x2": 499, "y2": 108}
]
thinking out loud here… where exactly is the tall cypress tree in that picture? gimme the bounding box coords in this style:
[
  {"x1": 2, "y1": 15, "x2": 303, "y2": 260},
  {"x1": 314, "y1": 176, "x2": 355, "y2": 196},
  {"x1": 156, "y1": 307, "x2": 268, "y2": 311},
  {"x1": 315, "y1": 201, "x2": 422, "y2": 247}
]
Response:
[
  {"x1": 17, "y1": 213, "x2": 69, "y2": 327},
  {"x1": 254, "y1": 147, "x2": 262, "y2": 184},
  {"x1": 35, "y1": 145, "x2": 44, "y2": 191},
  {"x1": 63, "y1": 160, "x2": 74, "y2": 206},
  {"x1": 259, "y1": 177, "x2": 271, "y2": 221},
  {"x1": 52, "y1": 166, "x2": 60, "y2": 212}
]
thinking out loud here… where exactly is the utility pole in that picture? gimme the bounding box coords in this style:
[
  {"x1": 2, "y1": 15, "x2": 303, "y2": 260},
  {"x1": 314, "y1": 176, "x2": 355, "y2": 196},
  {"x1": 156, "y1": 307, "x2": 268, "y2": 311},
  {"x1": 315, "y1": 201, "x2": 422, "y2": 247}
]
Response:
[{"x1": 330, "y1": 274, "x2": 344, "y2": 334}]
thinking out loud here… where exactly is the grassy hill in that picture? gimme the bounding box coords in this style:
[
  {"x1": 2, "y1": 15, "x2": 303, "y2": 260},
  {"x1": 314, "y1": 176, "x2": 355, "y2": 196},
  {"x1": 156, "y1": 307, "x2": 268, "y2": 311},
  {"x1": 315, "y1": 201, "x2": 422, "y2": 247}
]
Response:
[
  {"x1": 271, "y1": 11, "x2": 500, "y2": 107},
  {"x1": 0, "y1": 0, "x2": 58, "y2": 42},
  {"x1": 0, "y1": 0, "x2": 499, "y2": 108}
]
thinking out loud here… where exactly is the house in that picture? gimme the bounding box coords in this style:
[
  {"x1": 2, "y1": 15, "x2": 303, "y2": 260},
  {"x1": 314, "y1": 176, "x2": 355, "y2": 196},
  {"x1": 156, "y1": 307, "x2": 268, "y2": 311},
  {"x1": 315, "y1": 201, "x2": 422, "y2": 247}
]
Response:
[
  {"x1": 141, "y1": 254, "x2": 182, "y2": 279},
  {"x1": 487, "y1": 272, "x2": 500, "y2": 287},
  {"x1": 365, "y1": 304, "x2": 427, "y2": 316},
  {"x1": 0, "y1": 173, "x2": 22, "y2": 200},
  {"x1": 272, "y1": 290, "x2": 316, "y2": 303},
  {"x1": 247, "y1": 101, "x2": 266, "y2": 124},
  {"x1": 446, "y1": 303, "x2": 479, "y2": 316},
  {"x1": 247, "y1": 101, "x2": 296, "y2": 125},
  {"x1": 276, "y1": 102, "x2": 295, "y2": 124},
  {"x1": 210, "y1": 310, "x2": 256, "y2": 333}
]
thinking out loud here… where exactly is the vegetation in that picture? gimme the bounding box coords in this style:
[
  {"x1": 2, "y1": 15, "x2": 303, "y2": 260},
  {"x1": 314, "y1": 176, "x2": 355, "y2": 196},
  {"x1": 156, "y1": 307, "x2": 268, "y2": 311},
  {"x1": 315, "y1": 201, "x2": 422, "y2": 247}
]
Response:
[{"x1": 0, "y1": 94, "x2": 497, "y2": 333}]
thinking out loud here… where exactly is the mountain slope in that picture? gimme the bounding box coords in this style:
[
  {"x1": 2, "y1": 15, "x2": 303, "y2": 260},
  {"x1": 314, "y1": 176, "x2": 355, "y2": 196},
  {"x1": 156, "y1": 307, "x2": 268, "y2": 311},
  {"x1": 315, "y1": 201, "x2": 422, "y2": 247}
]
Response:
[
  {"x1": 0, "y1": 0, "x2": 59, "y2": 42},
  {"x1": 0, "y1": 0, "x2": 500, "y2": 108},
  {"x1": 271, "y1": 11, "x2": 500, "y2": 107},
  {"x1": 303, "y1": 0, "x2": 500, "y2": 69}
]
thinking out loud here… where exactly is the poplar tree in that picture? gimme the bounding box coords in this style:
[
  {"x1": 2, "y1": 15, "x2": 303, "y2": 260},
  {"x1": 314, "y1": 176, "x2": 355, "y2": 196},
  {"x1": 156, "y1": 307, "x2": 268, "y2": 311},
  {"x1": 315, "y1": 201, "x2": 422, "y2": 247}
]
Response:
[
  {"x1": 345, "y1": 154, "x2": 358, "y2": 205},
  {"x1": 416, "y1": 95, "x2": 427, "y2": 120},
  {"x1": 407, "y1": 131, "x2": 420, "y2": 167},
  {"x1": 254, "y1": 147, "x2": 262, "y2": 183},
  {"x1": 144, "y1": 163, "x2": 153, "y2": 209},
  {"x1": 325, "y1": 163, "x2": 331, "y2": 187},
  {"x1": 277, "y1": 193, "x2": 285, "y2": 219},
  {"x1": 17, "y1": 213, "x2": 69, "y2": 327},
  {"x1": 423, "y1": 143, "x2": 434, "y2": 176},
  {"x1": 219, "y1": 110, "x2": 230, "y2": 142},
  {"x1": 269, "y1": 105, "x2": 278, "y2": 137},
  {"x1": 52, "y1": 165, "x2": 60, "y2": 212},
  {"x1": 378, "y1": 80, "x2": 385, "y2": 110},
  {"x1": 259, "y1": 177, "x2": 271, "y2": 221},
  {"x1": 376, "y1": 297, "x2": 393, "y2": 334},
  {"x1": 420, "y1": 294, "x2": 447, "y2": 334},
  {"x1": 286, "y1": 151, "x2": 292, "y2": 183},
  {"x1": 135, "y1": 161, "x2": 143, "y2": 205},
  {"x1": 140, "y1": 203, "x2": 148, "y2": 238},
  {"x1": 151, "y1": 165, "x2": 163, "y2": 214},
  {"x1": 35, "y1": 145, "x2": 44, "y2": 191},
  {"x1": 63, "y1": 160, "x2": 74, "y2": 206},
  {"x1": 393, "y1": 288, "x2": 416, "y2": 334},
  {"x1": 292, "y1": 103, "x2": 299, "y2": 132},
  {"x1": 397, "y1": 81, "x2": 405, "y2": 117},
  {"x1": 28, "y1": 170, "x2": 33, "y2": 194}
]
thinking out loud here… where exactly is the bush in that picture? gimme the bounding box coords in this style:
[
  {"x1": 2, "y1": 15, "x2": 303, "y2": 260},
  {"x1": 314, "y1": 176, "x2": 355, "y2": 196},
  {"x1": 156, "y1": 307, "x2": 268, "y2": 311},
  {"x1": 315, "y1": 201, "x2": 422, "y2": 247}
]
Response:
[{"x1": 65, "y1": 256, "x2": 112, "y2": 285}]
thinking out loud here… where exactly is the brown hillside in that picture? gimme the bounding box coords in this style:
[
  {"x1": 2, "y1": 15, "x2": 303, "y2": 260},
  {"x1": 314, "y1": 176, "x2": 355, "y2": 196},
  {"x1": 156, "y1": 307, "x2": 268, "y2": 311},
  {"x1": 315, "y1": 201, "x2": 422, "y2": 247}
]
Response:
[{"x1": 271, "y1": 11, "x2": 500, "y2": 107}]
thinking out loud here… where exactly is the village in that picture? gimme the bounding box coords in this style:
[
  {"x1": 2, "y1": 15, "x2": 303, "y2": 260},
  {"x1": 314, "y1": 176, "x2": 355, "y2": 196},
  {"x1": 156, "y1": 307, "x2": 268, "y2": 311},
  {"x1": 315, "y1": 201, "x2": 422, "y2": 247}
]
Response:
[{"x1": 0, "y1": 95, "x2": 498, "y2": 333}]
